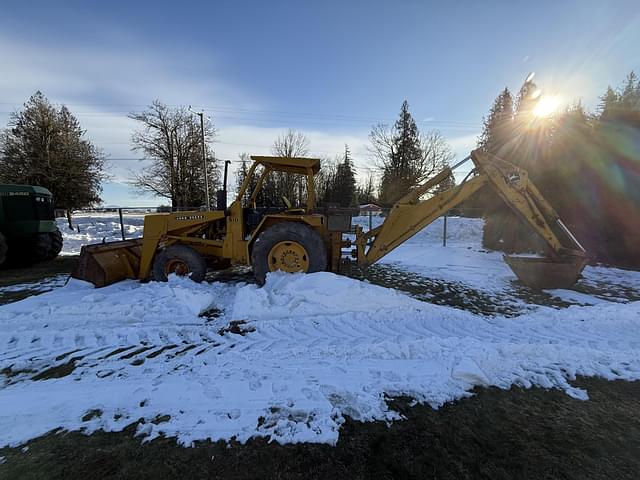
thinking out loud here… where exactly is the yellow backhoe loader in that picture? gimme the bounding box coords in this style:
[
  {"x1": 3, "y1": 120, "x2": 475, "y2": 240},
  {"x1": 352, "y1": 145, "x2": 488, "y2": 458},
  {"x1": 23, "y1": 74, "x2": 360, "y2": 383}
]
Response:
[{"x1": 72, "y1": 150, "x2": 587, "y2": 290}]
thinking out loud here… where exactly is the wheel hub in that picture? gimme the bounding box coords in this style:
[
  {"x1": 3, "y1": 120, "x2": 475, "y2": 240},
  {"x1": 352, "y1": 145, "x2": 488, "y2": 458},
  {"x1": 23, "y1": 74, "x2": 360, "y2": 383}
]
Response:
[
  {"x1": 268, "y1": 241, "x2": 309, "y2": 273},
  {"x1": 164, "y1": 259, "x2": 190, "y2": 277}
]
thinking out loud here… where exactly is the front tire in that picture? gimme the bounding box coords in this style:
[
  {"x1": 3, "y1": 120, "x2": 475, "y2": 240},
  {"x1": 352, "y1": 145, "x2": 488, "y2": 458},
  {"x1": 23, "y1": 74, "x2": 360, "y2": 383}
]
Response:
[
  {"x1": 47, "y1": 229, "x2": 64, "y2": 260},
  {"x1": 32, "y1": 233, "x2": 53, "y2": 263},
  {"x1": 152, "y1": 245, "x2": 207, "y2": 282},
  {"x1": 251, "y1": 222, "x2": 327, "y2": 285}
]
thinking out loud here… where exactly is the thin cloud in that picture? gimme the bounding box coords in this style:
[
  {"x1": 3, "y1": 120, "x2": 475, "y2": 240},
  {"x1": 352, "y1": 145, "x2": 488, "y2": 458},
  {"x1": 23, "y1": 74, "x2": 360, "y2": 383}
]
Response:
[{"x1": 0, "y1": 33, "x2": 479, "y2": 204}]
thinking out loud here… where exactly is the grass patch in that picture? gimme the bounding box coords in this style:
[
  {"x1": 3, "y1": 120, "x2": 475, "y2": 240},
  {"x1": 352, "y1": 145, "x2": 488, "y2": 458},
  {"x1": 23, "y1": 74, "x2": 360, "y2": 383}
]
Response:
[{"x1": 1, "y1": 377, "x2": 639, "y2": 479}]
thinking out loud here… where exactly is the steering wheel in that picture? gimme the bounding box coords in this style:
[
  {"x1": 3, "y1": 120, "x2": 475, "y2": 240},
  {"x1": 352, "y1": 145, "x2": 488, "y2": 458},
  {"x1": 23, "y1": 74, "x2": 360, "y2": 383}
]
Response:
[{"x1": 281, "y1": 196, "x2": 293, "y2": 210}]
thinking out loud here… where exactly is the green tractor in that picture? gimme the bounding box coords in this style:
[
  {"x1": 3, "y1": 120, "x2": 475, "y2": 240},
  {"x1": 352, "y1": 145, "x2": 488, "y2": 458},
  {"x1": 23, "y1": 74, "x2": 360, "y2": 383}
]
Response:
[{"x1": 0, "y1": 184, "x2": 63, "y2": 267}]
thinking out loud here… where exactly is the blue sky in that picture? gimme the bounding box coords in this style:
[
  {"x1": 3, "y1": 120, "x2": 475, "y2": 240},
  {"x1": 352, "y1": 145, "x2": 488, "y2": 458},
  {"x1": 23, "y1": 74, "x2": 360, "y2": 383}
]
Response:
[{"x1": 1, "y1": 0, "x2": 639, "y2": 206}]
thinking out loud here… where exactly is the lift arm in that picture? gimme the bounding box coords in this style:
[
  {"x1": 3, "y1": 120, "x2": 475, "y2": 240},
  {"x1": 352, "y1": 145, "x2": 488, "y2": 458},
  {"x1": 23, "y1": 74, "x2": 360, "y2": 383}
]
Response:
[{"x1": 355, "y1": 149, "x2": 586, "y2": 267}]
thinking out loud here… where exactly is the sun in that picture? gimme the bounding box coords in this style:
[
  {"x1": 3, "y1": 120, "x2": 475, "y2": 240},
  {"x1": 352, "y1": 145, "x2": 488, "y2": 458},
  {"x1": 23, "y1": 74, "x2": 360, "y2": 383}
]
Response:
[{"x1": 532, "y1": 95, "x2": 561, "y2": 117}]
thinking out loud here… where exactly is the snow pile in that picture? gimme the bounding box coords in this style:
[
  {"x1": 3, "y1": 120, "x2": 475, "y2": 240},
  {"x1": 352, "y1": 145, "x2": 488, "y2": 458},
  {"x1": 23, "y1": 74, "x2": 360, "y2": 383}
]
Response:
[
  {"x1": 232, "y1": 271, "x2": 417, "y2": 320},
  {"x1": 57, "y1": 214, "x2": 145, "y2": 255},
  {"x1": 1, "y1": 272, "x2": 639, "y2": 447}
]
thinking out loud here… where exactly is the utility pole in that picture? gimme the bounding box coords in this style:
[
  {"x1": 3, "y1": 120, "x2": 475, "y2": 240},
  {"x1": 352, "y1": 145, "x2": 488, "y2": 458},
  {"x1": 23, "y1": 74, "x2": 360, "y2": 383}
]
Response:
[{"x1": 189, "y1": 106, "x2": 210, "y2": 210}]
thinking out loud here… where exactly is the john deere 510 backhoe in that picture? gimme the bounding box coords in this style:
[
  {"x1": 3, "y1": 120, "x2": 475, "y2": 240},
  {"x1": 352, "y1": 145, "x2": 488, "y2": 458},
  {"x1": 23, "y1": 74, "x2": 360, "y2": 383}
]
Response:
[{"x1": 73, "y1": 150, "x2": 587, "y2": 290}]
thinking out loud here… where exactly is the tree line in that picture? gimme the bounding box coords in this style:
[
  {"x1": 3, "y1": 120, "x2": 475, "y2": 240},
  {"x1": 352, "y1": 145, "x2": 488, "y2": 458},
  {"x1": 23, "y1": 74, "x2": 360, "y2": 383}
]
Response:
[
  {"x1": 476, "y1": 71, "x2": 640, "y2": 267},
  {"x1": 4, "y1": 82, "x2": 639, "y2": 267},
  {"x1": 0, "y1": 93, "x2": 456, "y2": 221},
  {"x1": 2, "y1": 76, "x2": 639, "y2": 266},
  {"x1": 235, "y1": 101, "x2": 455, "y2": 210}
]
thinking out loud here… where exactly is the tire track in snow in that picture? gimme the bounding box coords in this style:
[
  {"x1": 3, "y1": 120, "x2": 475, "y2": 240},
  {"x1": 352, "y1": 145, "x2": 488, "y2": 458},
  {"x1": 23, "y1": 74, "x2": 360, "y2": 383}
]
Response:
[
  {"x1": 0, "y1": 272, "x2": 639, "y2": 447},
  {"x1": 2, "y1": 305, "x2": 639, "y2": 389}
]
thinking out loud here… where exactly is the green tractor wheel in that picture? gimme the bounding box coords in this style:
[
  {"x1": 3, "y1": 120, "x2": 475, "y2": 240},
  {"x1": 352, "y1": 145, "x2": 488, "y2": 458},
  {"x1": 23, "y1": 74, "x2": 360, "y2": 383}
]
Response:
[
  {"x1": 47, "y1": 228, "x2": 64, "y2": 260},
  {"x1": 32, "y1": 233, "x2": 53, "y2": 263}
]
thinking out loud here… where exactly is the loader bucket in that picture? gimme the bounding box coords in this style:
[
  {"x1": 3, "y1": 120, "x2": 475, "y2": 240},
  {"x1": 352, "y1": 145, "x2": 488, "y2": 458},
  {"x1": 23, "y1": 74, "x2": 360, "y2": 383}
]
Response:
[
  {"x1": 71, "y1": 239, "x2": 143, "y2": 287},
  {"x1": 504, "y1": 255, "x2": 587, "y2": 290}
]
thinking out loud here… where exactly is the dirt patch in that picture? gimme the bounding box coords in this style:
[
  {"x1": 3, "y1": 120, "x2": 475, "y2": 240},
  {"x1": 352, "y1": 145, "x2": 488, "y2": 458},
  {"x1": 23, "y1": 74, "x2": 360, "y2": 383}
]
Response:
[
  {"x1": 342, "y1": 263, "x2": 535, "y2": 316},
  {"x1": 1, "y1": 377, "x2": 638, "y2": 479},
  {"x1": 81, "y1": 409, "x2": 103, "y2": 423},
  {"x1": 0, "y1": 256, "x2": 78, "y2": 287},
  {"x1": 0, "y1": 256, "x2": 78, "y2": 305},
  {"x1": 31, "y1": 359, "x2": 77, "y2": 381},
  {"x1": 218, "y1": 320, "x2": 255, "y2": 336},
  {"x1": 342, "y1": 262, "x2": 640, "y2": 316}
]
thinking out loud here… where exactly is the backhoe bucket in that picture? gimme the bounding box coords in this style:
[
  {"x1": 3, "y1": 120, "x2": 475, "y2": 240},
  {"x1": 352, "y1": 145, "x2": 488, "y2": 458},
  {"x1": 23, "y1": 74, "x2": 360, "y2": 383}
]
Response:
[
  {"x1": 504, "y1": 255, "x2": 587, "y2": 290},
  {"x1": 71, "y1": 239, "x2": 143, "y2": 287}
]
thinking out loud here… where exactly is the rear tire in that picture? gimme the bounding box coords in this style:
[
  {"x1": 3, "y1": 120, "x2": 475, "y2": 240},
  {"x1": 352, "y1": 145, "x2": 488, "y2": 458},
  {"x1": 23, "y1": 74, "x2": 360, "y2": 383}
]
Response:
[
  {"x1": 47, "y1": 229, "x2": 64, "y2": 260},
  {"x1": 152, "y1": 245, "x2": 207, "y2": 283},
  {"x1": 251, "y1": 222, "x2": 327, "y2": 285},
  {"x1": 0, "y1": 232, "x2": 7, "y2": 267}
]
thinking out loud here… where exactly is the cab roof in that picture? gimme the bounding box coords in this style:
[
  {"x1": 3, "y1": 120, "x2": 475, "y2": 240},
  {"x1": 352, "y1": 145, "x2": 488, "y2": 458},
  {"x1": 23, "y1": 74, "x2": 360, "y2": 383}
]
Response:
[
  {"x1": 0, "y1": 184, "x2": 52, "y2": 195},
  {"x1": 250, "y1": 156, "x2": 321, "y2": 175}
]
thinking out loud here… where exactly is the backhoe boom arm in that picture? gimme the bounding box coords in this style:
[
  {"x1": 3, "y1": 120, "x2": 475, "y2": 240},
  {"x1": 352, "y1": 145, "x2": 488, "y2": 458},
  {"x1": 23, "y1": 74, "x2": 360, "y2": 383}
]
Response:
[
  {"x1": 355, "y1": 174, "x2": 487, "y2": 265},
  {"x1": 355, "y1": 149, "x2": 586, "y2": 269}
]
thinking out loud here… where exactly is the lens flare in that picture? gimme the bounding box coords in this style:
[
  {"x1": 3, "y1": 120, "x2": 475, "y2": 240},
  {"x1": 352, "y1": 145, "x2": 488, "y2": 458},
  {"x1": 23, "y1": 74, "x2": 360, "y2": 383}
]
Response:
[{"x1": 533, "y1": 96, "x2": 560, "y2": 117}]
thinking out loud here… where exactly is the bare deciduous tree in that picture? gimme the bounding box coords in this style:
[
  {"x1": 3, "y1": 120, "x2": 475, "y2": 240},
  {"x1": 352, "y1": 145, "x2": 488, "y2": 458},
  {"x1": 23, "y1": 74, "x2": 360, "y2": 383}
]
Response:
[
  {"x1": 272, "y1": 129, "x2": 310, "y2": 158},
  {"x1": 129, "y1": 101, "x2": 219, "y2": 210},
  {"x1": 271, "y1": 129, "x2": 310, "y2": 206}
]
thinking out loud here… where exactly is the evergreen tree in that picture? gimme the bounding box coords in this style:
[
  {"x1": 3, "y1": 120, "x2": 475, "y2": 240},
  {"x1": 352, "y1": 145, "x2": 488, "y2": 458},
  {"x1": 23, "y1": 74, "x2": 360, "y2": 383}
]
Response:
[
  {"x1": 477, "y1": 71, "x2": 640, "y2": 266},
  {"x1": 587, "y1": 71, "x2": 640, "y2": 265},
  {"x1": 379, "y1": 100, "x2": 423, "y2": 203},
  {"x1": 477, "y1": 87, "x2": 514, "y2": 155},
  {"x1": 515, "y1": 75, "x2": 539, "y2": 114},
  {"x1": 371, "y1": 100, "x2": 451, "y2": 205},
  {"x1": 620, "y1": 71, "x2": 640, "y2": 110},
  {"x1": 598, "y1": 86, "x2": 619, "y2": 120},
  {"x1": 468, "y1": 88, "x2": 514, "y2": 225},
  {"x1": 513, "y1": 75, "x2": 552, "y2": 168},
  {"x1": 0, "y1": 92, "x2": 105, "y2": 226},
  {"x1": 332, "y1": 145, "x2": 357, "y2": 207},
  {"x1": 480, "y1": 76, "x2": 552, "y2": 252}
]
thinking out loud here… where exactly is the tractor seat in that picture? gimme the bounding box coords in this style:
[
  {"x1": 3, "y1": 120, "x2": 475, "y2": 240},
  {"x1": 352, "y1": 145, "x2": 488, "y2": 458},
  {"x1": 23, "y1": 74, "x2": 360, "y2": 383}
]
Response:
[
  {"x1": 281, "y1": 196, "x2": 306, "y2": 215},
  {"x1": 285, "y1": 208, "x2": 307, "y2": 215}
]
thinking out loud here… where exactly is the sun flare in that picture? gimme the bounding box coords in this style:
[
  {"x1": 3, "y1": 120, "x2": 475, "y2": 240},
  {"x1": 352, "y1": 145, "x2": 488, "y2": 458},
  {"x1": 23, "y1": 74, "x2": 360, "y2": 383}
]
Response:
[{"x1": 532, "y1": 95, "x2": 561, "y2": 117}]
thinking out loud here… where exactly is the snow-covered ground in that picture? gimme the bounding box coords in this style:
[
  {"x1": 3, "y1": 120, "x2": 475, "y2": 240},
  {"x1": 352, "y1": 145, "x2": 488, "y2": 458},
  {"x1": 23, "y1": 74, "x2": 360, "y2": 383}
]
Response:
[
  {"x1": 0, "y1": 214, "x2": 638, "y2": 448},
  {"x1": 353, "y1": 215, "x2": 640, "y2": 308},
  {"x1": 1, "y1": 273, "x2": 639, "y2": 447}
]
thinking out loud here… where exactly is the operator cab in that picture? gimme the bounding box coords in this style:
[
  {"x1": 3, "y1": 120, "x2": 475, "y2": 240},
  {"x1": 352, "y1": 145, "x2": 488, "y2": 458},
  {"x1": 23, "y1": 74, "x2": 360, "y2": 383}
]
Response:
[
  {"x1": 237, "y1": 156, "x2": 321, "y2": 234},
  {"x1": 0, "y1": 184, "x2": 55, "y2": 231}
]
